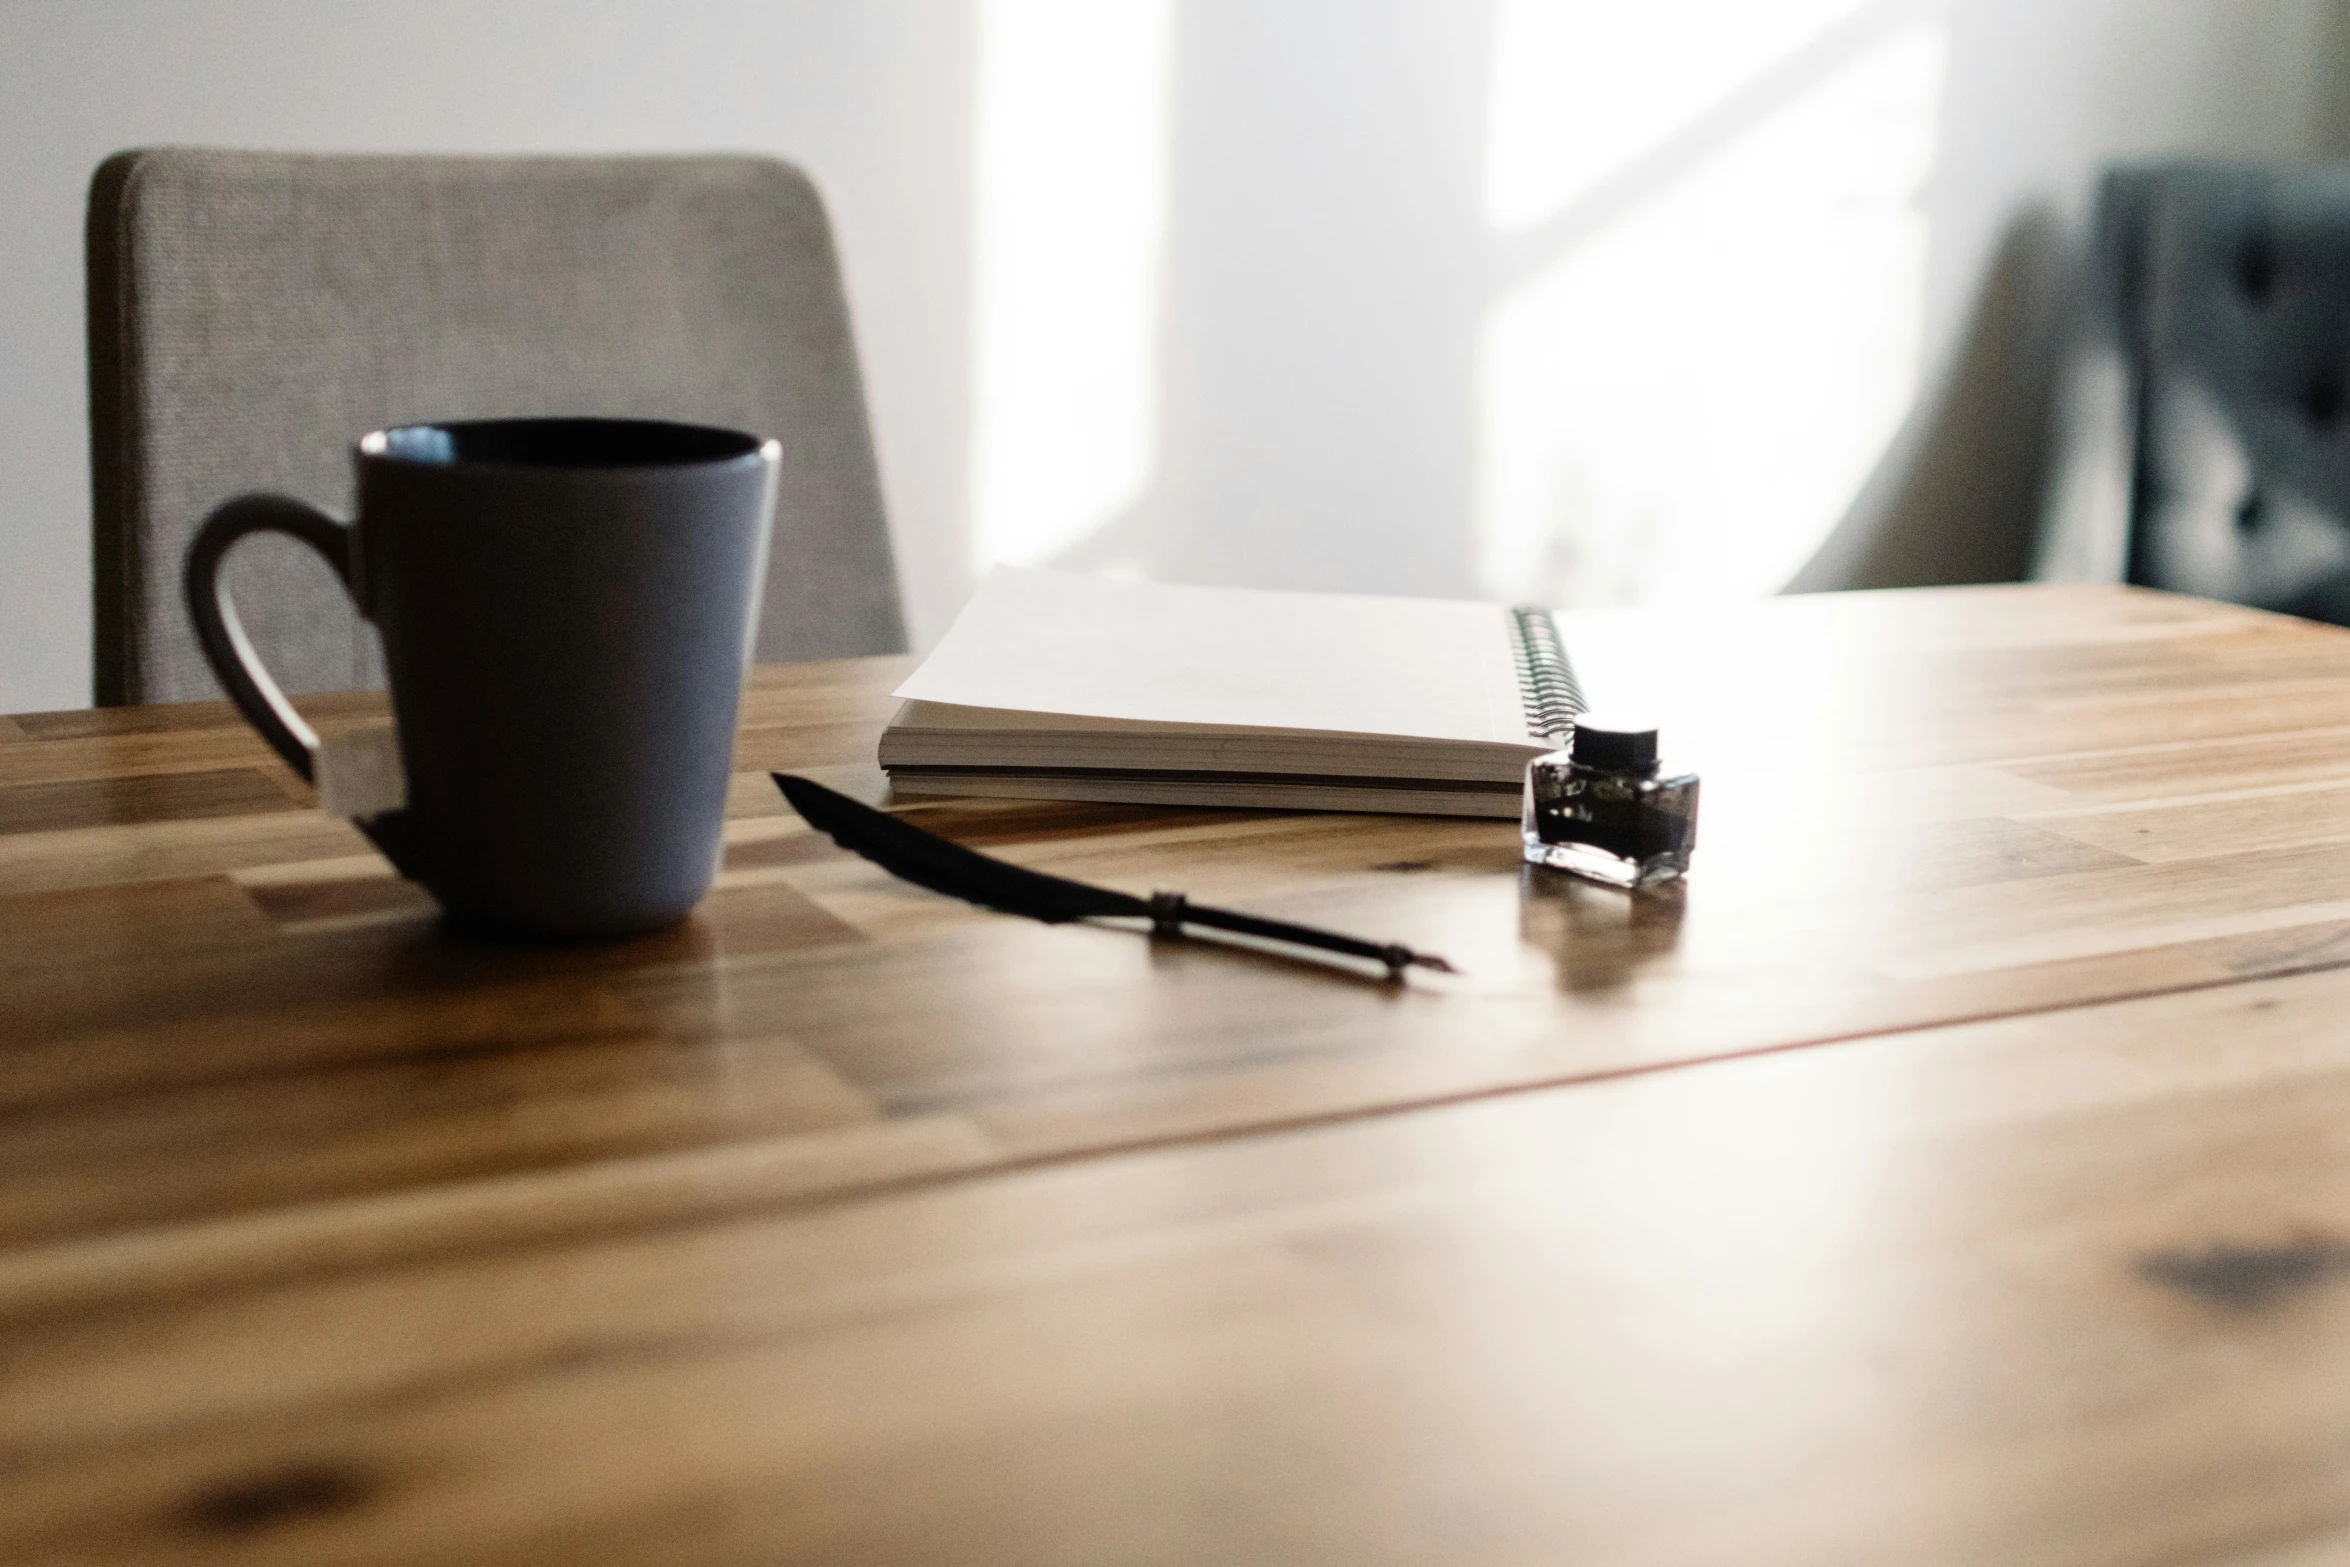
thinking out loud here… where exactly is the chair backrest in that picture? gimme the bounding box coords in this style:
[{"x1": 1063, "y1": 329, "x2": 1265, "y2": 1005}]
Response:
[
  {"x1": 88, "y1": 149, "x2": 907, "y2": 705},
  {"x1": 2046, "y1": 161, "x2": 2350, "y2": 622}
]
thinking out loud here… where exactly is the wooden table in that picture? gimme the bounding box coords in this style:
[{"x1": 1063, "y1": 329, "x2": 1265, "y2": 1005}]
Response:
[{"x1": 10, "y1": 584, "x2": 2350, "y2": 1564}]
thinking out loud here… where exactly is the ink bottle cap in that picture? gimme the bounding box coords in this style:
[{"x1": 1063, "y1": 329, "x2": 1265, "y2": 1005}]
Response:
[{"x1": 1568, "y1": 716, "x2": 1658, "y2": 772}]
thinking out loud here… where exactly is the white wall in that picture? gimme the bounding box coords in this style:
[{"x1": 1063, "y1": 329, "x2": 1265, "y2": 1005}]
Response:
[{"x1": 0, "y1": 0, "x2": 2342, "y2": 711}]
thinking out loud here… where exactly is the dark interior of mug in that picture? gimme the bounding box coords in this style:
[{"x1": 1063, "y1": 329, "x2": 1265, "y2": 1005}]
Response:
[{"x1": 373, "y1": 418, "x2": 762, "y2": 468}]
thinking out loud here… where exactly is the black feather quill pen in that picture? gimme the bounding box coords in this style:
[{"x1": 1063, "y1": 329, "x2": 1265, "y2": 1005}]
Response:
[{"x1": 772, "y1": 774, "x2": 1457, "y2": 978}]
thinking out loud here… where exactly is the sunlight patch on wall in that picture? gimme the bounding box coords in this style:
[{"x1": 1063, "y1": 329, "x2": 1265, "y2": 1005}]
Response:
[
  {"x1": 970, "y1": 0, "x2": 1172, "y2": 573},
  {"x1": 1475, "y1": 3, "x2": 1944, "y2": 608},
  {"x1": 1482, "y1": 0, "x2": 1874, "y2": 232}
]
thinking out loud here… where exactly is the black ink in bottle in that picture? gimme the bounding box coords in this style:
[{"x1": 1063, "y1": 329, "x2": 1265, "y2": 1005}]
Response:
[{"x1": 1521, "y1": 715, "x2": 1698, "y2": 889}]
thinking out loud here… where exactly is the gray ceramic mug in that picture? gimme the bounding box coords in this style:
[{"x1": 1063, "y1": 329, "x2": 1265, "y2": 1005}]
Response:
[{"x1": 185, "y1": 417, "x2": 779, "y2": 937}]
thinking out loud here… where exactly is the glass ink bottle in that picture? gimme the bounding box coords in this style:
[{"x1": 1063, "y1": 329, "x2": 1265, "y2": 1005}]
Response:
[{"x1": 1521, "y1": 715, "x2": 1699, "y2": 889}]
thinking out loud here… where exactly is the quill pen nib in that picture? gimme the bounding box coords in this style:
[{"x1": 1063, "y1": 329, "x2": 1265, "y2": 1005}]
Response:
[
  {"x1": 1375, "y1": 942, "x2": 1458, "y2": 977},
  {"x1": 1144, "y1": 889, "x2": 1460, "y2": 980}
]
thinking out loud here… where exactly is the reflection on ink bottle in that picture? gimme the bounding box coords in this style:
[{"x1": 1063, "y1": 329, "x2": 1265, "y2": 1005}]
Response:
[{"x1": 1521, "y1": 715, "x2": 1699, "y2": 890}]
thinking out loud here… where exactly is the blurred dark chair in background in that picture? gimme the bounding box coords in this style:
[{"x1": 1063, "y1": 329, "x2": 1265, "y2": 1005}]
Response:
[
  {"x1": 88, "y1": 149, "x2": 906, "y2": 706},
  {"x1": 2038, "y1": 162, "x2": 2350, "y2": 624}
]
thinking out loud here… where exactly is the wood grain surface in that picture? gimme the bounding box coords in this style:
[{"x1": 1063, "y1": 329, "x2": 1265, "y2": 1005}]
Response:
[
  {"x1": 16, "y1": 966, "x2": 2350, "y2": 1565},
  {"x1": 8, "y1": 584, "x2": 2350, "y2": 1563}
]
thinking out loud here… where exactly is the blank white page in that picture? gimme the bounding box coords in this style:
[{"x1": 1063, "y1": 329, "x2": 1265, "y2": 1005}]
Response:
[{"x1": 893, "y1": 568, "x2": 1531, "y2": 744}]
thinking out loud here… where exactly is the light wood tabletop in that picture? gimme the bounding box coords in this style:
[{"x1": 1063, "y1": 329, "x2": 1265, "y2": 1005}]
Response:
[{"x1": 9, "y1": 583, "x2": 2350, "y2": 1563}]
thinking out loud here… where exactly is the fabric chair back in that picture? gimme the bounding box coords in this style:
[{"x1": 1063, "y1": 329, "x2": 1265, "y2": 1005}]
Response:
[{"x1": 88, "y1": 149, "x2": 906, "y2": 704}]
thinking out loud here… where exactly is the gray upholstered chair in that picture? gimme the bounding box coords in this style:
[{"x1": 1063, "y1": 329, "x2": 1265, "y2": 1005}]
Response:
[
  {"x1": 2039, "y1": 162, "x2": 2350, "y2": 623},
  {"x1": 87, "y1": 149, "x2": 906, "y2": 705}
]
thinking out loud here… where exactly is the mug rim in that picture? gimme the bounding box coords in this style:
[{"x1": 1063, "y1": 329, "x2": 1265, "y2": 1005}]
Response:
[{"x1": 359, "y1": 417, "x2": 775, "y2": 472}]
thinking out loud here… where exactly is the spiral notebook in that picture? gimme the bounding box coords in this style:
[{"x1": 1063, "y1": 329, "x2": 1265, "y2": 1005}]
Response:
[{"x1": 878, "y1": 569, "x2": 1585, "y2": 818}]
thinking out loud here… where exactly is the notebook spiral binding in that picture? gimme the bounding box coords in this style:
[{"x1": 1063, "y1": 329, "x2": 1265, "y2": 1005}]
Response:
[{"x1": 1507, "y1": 605, "x2": 1586, "y2": 744}]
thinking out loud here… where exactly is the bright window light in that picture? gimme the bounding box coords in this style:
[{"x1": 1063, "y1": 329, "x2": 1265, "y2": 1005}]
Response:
[
  {"x1": 1476, "y1": 2, "x2": 1945, "y2": 608},
  {"x1": 970, "y1": 0, "x2": 1172, "y2": 573}
]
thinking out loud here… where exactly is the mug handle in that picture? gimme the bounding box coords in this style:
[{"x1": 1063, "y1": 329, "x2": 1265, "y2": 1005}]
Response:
[{"x1": 181, "y1": 494, "x2": 359, "y2": 782}]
